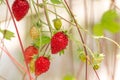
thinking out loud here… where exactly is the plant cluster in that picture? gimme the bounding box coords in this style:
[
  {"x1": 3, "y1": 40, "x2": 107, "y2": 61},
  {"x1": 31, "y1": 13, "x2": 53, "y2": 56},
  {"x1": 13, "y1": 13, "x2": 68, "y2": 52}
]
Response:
[{"x1": 0, "y1": 0, "x2": 120, "y2": 80}]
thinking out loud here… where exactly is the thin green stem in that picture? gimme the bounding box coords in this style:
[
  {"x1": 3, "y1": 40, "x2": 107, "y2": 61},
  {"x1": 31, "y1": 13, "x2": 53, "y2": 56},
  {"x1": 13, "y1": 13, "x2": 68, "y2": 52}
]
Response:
[
  {"x1": 47, "y1": 9, "x2": 87, "y2": 31},
  {"x1": 100, "y1": 36, "x2": 120, "y2": 48},
  {"x1": 42, "y1": 0, "x2": 52, "y2": 36},
  {"x1": 29, "y1": 0, "x2": 34, "y2": 23},
  {"x1": 53, "y1": 5, "x2": 57, "y2": 18},
  {"x1": 31, "y1": 0, "x2": 40, "y2": 24},
  {"x1": 84, "y1": 44, "x2": 94, "y2": 56},
  {"x1": 43, "y1": 44, "x2": 50, "y2": 56},
  {"x1": 63, "y1": 1, "x2": 88, "y2": 80},
  {"x1": 46, "y1": 3, "x2": 64, "y2": 8},
  {"x1": 61, "y1": 1, "x2": 72, "y2": 18}
]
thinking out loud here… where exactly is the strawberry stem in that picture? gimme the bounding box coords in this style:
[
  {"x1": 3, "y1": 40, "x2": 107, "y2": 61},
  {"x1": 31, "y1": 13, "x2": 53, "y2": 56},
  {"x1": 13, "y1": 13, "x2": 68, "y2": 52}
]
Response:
[
  {"x1": 63, "y1": 1, "x2": 88, "y2": 80},
  {"x1": 63, "y1": 0, "x2": 101, "y2": 80},
  {"x1": 42, "y1": 0, "x2": 53, "y2": 36},
  {"x1": 43, "y1": 44, "x2": 50, "y2": 56},
  {"x1": 5, "y1": 0, "x2": 33, "y2": 80},
  {"x1": 35, "y1": 76, "x2": 37, "y2": 80}
]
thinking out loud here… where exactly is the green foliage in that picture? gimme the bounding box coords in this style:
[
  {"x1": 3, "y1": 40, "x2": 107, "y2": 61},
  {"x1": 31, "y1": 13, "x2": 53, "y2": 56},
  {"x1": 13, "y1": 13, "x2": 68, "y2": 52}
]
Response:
[
  {"x1": 0, "y1": 0, "x2": 4, "y2": 5},
  {"x1": 93, "y1": 10, "x2": 120, "y2": 36},
  {"x1": 77, "y1": 49, "x2": 86, "y2": 62},
  {"x1": 33, "y1": 35, "x2": 50, "y2": 48},
  {"x1": 50, "y1": 0, "x2": 61, "y2": 4},
  {"x1": 101, "y1": 10, "x2": 118, "y2": 23},
  {"x1": 92, "y1": 53, "x2": 104, "y2": 70},
  {"x1": 59, "y1": 50, "x2": 64, "y2": 55},
  {"x1": 63, "y1": 75, "x2": 76, "y2": 80},
  {"x1": 93, "y1": 23, "x2": 104, "y2": 36},
  {"x1": 0, "y1": 29, "x2": 14, "y2": 40}
]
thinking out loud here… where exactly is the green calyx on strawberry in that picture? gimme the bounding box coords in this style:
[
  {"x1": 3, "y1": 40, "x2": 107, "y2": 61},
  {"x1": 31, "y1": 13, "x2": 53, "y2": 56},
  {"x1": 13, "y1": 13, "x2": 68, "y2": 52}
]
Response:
[
  {"x1": 24, "y1": 46, "x2": 38, "y2": 64},
  {"x1": 35, "y1": 56, "x2": 50, "y2": 76},
  {"x1": 51, "y1": 31, "x2": 68, "y2": 54}
]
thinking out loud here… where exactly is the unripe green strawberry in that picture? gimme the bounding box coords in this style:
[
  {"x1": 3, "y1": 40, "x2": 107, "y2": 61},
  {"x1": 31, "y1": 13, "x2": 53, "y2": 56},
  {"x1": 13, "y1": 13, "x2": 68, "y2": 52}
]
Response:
[
  {"x1": 30, "y1": 26, "x2": 40, "y2": 39},
  {"x1": 29, "y1": 59, "x2": 35, "y2": 73},
  {"x1": 79, "y1": 51, "x2": 86, "y2": 62},
  {"x1": 93, "y1": 64, "x2": 100, "y2": 70},
  {"x1": 53, "y1": 18, "x2": 62, "y2": 30}
]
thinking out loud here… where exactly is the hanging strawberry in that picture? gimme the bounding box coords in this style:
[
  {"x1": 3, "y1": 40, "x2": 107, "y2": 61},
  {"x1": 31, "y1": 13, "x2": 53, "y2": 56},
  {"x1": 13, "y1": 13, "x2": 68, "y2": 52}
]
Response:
[
  {"x1": 51, "y1": 31, "x2": 68, "y2": 54},
  {"x1": 12, "y1": 0, "x2": 29, "y2": 21},
  {"x1": 30, "y1": 26, "x2": 40, "y2": 40},
  {"x1": 24, "y1": 46, "x2": 38, "y2": 64},
  {"x1": 35, "y1": 56, "x2": 50, "y2": 76},
  {"x1": 53, "y1": 18, "x2": 62, "y2": 30}
]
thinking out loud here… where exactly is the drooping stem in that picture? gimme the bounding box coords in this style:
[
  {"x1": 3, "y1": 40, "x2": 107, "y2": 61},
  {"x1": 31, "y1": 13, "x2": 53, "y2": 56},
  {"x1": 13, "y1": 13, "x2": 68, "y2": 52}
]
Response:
[
  {"x1": 63, "y1": 1, "x2": 101, "y2": 80},
  {"x1": 63, "y1": 0, "x2": 88, "y2": 80},
  {"x1": 5, "y1": 0, "x2": 33, "y2": 80},
  {"x1": 83, "y1": 0, "x2": 88, "y2": 79},
  {"x1": 42, "y1": 0, "x2": 52, "y2": 36},
  {"x1": 47, "y1": 9, "x2": 87, "y2": 32},
  {"x1": 43, "y1": 44, "x2": 50, "y2": 56}
]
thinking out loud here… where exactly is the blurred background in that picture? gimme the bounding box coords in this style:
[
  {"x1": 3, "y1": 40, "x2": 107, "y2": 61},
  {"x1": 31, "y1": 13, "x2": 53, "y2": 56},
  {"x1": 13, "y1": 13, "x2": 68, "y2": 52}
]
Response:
[{"x1": 0, "y1": 0, "x2": 120, "y2": 80}]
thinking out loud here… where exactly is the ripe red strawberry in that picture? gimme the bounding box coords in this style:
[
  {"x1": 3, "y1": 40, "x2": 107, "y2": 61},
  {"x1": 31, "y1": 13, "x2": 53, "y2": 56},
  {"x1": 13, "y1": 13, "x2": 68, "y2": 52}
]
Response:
[
  {"x1": 35, "y1": 56, "x2": 50, "y2": 76},
  {"x1": 51, "y1": 31, "x2": 68, "y2": 54},
  {"x1": 12, "y1": 0, "x2": 29, "y2": 21},
  {"x1": 24, "y1": 46, "x2": 38, "y2": 64}
]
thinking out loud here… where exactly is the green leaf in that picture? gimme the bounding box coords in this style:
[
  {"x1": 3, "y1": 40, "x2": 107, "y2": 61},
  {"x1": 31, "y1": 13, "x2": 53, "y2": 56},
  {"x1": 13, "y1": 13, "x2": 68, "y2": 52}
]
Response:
[
  {"x1": 50, "y1": 0, "x2": 61, "y2": 4},
  {"x1": 63, "y1": 75, "x2": 76, "y2": 80},
  {"x1": 101, "y1": 10, "x2": 120, "y2": 33},
  {"x1": 101, "y1": 10, "x2": 118, "y2": 23},
  {"x1": 0, "y1": 29, "x2": 14, "y2": 40},
  {"x1": 33, "y1": 35, "x2": 50, "y2": 48},
  {"x1": 93, "y1": 10, "x2": 120, "y2": 36},
  {"x1": 92, "y1": 53, "x2": 104, "y2": 64},
  {"x1": 59, "y1": 50, "x2": 64, "y2": 55},
  {"x1": 0, "y1": 0, "x2": 4, "y2": 5},
  {"x1": 91, "y1": 53, "x2": 104, "y2": 70},
  {"x1": 103, "y1": 22, "x2": 120, "y2": 33},
  {"x1": 93, "y1": 23, "x2": 104, "y2": 36},
  {"x1": 41, "y1": 36, "x2": 50, "y2": 45}
]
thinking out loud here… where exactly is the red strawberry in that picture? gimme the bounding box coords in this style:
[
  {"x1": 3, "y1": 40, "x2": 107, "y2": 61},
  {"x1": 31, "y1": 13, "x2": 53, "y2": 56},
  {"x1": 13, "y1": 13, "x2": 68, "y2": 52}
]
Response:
[
  {"x1": 35, "y1": 56, "x2": 50, "y2": 76},
  {"x1": 12, "y1": 0, "x2": 29, "y2": 21},
  {"x1": 51, "y1": 31, "x2": 68, "y2": 54},
  {"x1": 24, "y1": 46, "x2": 38, "y2": 63}
]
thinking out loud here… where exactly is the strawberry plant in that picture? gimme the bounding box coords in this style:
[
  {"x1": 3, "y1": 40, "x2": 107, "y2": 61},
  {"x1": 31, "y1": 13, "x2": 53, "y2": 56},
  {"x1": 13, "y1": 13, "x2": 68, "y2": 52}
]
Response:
[{"x1": 0, "y1": 0, "x2": 120, "y2": 80}]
